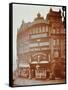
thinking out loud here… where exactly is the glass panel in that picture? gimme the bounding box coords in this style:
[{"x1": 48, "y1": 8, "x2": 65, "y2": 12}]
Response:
[
  {"x1": 46, "y1": 26, "x2": 48, "y2": 32},
  {"x1": 54, "y1": 51, "x2": 59, "y2": 57},
  {"x1": 53, "y1": 39, "x2": 55, "y2": 46},
  {"x1": 56, "y1": 39, "x2": 59, "y2": 45},
  {"x1": 57, "y1": 29, "x2": 59, "y2": 34},
  {"x1": 40, "y1": 42, "x2": 49, "y2": 46},
  {"x1": 42, "y1": 27, "x2": 45, "y2": 32},
  {"x1": 32, "y1": 28, "x2": 35, "y2": 34},
  {"x1": 35, "y1": 27, "x2": 38, "y2": 34},
  {"x1": 39, "y1": 27, "x2": 42, "y2": 33},
  {"x1": 29, "y1": 42, "x2": 49, "y2": 47},
  {"x1": 31, "y1": 33, "x2": 47, "y2": 39},
  {"x1": 52, "y1": 29, "x2": 55, "y2": 34}
]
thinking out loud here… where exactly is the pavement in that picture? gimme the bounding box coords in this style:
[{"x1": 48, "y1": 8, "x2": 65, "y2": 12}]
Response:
[{"x1": 14, "y1": 78, "x2": 65, "y2": 86}]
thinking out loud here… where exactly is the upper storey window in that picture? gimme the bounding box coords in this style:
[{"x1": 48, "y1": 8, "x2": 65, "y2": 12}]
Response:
[
  {"x1": 35, "y1": 27, "x2": 39, "y2": 34},
  {"x1": 30, "y1": 25, "x2": 49, "y2": 35},
  {"x1": 42, "y1": 27, "x2": 45, "y2": 32},
  {"x1": 39, "y1": 27, "x2": 42, "y2": 33},
  {"x1": 52, "y1": 29, "x2": 55, "y2": 34},
  {"x1": 32, "y1": 28, "x2": 35, "y2": 34},
  {"x1": 46, "y1": 26, "x2": 48, "y2": 32},
  {"x1": 54, "y1": 50, "x2": 59, "y2": 57},
  {"x1": 56, "y1": 29, "x2": 59, "y2": 34},
  {"x1": 31, "y1": 33, "x2": 47, "y2": 39}
]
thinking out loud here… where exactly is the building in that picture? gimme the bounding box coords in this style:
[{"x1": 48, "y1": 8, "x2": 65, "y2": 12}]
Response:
[{"x1": 17, "y1": 8, "x2": 65, "y2": 79}]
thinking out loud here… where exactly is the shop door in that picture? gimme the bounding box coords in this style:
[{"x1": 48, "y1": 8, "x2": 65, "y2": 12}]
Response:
[{"x1": 31, "y1": 69, "x2": 35, "y2": 78}]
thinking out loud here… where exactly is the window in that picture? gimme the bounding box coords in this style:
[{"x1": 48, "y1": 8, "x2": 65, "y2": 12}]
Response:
[
  {"x1": 35, "y1": 27, "x2": 38, "y2": 34},
  {"x1": 32, "y1": 28, "x2": 35, "y2": 34},
  {"x1": 56, "y1": 29, "x2": 59, "y2": 34},
  {"x1": 53, "y1": 39, "x2": 55, "y2": 46},
  {"x1": 52, "y1": 29, "x2": 55, "y2": 34},
  {"x1": 56, "y1": 39, "x2": 59, "y2": 45},
  {"x1": 46, "y1": 26, "x2": 48, "y2": 32},
  {"x1": 31, "y1": 33, "x2": 47, "y2": 39},
  {"x1": 39, "y1": 27, "x2": 42, "y2": 33},
  {"x1": 53, "y1": 39, "x2": 59, "y2": 46},
  {"x1": 54, "y1": 50, "x2": 59, "y2": 57},
  {"x1": 29, "y1": 43, "x2": 38, "y2": 47},
  {"x1": 29, "y1": 29, "x2": 32, "y2": 34},
  {"x1": 40, "y1": 42, "x2": 49, "y2": 46},
  {"x1": 42, "y1": 27, "x2": 45, "y2": 32},
  {"x1": 29, "y1": 42, "x2": 49, "y2": 47}
]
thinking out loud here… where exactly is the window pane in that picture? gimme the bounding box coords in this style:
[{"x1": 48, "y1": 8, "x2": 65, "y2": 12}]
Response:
[
  {"x1": 39, "y1": 27, "x2": 42, "y2": 33},
  {"x1": 42, "y1": 27, "x2": 45, "y2": 32},
  {"x1": 29, "y1": 42, "x2": 49, "y2": 47},
  {"x1": 35, "y1": 27, "x2": 38, "y2": 33},
  {"x1": 54, "y1": 51, "x2": 59, "y2": 57},
  {"x1": 46, "y1": 26, "x2": 48, "y2": 32},
  {"x1": 52, "y1": 29, "x2": 55, "y2": 34},
  {"x1": 31, "y1": 33, "x2": 47, "y2": 39},
  {"x1": 53, "y1": 39, "x2": 55, "y2": 46}
]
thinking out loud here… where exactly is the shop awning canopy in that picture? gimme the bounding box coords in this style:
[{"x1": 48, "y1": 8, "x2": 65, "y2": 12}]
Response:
[
  {"x1": 40, "y1": 61, "x2": 49, "y2": 63},
  {"x1": 19, "y1": 63, "x2": 30, "y2": 68},
  {"x1": 31, "y1": 61, "x2": 38, "y2": 64},
  {"x1": 31, "y1": 61, "x2": 49, "y2": 64}
]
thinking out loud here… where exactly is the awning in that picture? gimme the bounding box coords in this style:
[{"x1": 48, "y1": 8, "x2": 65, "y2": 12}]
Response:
[
  {"x1": 31, "y1": 61, "x2": 38, "y2": 64},
  {"x1": 31, "y1": 61, "x2": 49, "y2": 64},
  {"x1": 19, "y1": 63, "x2": 30, "y2": 68},
  {"x1": 40, "y1": 61, "x2": 49, "y2": 63}
]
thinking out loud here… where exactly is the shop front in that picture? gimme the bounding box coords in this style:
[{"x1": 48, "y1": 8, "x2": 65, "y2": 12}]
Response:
[
  {"x1": 29, "y1": 61, "x2": 50, "y2": 80},
  {"x1": 18, "y1": 64, "x2": 30, "y2": 78}
]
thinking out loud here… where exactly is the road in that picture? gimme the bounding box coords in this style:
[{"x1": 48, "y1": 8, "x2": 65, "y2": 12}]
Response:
[{"x1": 14, "y1": 78, "x2": 65, "y2": 86}]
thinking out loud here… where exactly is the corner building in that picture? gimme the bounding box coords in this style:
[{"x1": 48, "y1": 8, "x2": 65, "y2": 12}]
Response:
[{"x1": 17, "y1": 9, "x2": 65, "y2": 79}]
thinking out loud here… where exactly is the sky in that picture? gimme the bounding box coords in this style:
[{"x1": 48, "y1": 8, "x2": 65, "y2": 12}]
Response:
[{"x1": 13, "y1": 3, "x2": 62, "y2": 71}]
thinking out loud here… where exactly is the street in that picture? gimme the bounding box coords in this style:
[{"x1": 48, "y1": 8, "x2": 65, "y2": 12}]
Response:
[{"x1": 14, "y1": 78, "x2": 65, "y2": 86}]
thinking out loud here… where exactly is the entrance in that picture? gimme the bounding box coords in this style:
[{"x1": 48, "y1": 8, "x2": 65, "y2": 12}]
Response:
[{"x1": 31, "y1": 69, "x2": 35, "y2": 78}]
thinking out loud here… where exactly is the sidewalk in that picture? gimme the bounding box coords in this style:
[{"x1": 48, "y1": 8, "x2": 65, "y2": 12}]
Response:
[{"x1": 14, "y1": 77, "x2": 65, "y2": 86}]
